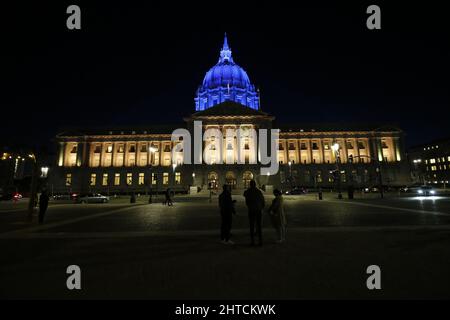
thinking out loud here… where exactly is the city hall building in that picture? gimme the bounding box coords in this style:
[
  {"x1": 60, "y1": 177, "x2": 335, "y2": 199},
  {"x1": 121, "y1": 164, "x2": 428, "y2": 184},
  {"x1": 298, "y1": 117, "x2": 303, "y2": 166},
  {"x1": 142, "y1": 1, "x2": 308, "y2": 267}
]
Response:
[{"x1": 50, "y1": 35, "x2": 411, "y2": 194}]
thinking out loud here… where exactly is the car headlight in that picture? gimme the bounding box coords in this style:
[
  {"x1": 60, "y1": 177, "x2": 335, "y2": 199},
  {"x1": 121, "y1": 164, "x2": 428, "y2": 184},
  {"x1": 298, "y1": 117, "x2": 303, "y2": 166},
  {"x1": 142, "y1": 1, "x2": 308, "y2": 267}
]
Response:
[
  {"x1": 418, "y1": 190, "x2": 423, "y2": 194},
  {"x1": 430, "y1": 190, "x2": 435, "y2": 194}
]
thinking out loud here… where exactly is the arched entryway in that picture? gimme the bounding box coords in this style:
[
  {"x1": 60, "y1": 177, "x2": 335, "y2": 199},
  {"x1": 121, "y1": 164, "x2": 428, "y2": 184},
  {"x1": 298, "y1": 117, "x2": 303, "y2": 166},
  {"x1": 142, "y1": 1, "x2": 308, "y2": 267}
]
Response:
[
  {"x1": 243, "y1": 171, "x2": 254, "y2": 189},
  {"x1": 225, "y1": 171, "x2": 237, "y2": 189},
  {"x1": 207, "y1": 171, "x2": 219, "y2": 190}
]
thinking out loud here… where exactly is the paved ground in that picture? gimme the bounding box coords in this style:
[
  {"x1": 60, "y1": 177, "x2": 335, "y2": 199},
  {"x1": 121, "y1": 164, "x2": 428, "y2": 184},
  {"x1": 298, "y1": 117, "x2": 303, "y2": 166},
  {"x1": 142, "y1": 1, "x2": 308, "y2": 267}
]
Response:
[{"x1": 1, "y1": 192, "x2": 450, "y2": 299}]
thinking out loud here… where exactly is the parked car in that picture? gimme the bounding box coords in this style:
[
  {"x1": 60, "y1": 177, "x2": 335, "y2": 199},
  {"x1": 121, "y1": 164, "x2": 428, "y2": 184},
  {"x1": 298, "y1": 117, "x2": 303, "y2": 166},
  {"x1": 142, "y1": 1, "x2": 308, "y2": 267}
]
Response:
[
  {"x1": 13, "y1": 192, "x2": 23, "y2": 200},
  {"x1": 77, "y1": 193, "x2": 110, "y2": 204},
  {"x1": 52, "y1": 194, "x2": 72, "y2": 201},
  {"x1": 285, "y1": 186, "x2": 307, "y2": 195}
]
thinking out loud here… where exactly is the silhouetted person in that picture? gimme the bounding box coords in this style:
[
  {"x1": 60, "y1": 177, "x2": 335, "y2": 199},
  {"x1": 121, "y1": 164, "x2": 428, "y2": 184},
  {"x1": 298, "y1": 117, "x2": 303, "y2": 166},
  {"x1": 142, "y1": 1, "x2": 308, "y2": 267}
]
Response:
[
  {"x1": 243, "y1": 180, "x2": 265, "y2": 246},
  {"x1": 219, "y1": 184, "x2": 236, "y2": 244},
  {"x1": 268, "y1": 189, "x2": 287, "y2": 243},
  {"x1": 165, "y1": 188, "x2": 173, "y2": 206},
  {"x1": 38, "y1": 190, "x2": 49, "y2": 224}
]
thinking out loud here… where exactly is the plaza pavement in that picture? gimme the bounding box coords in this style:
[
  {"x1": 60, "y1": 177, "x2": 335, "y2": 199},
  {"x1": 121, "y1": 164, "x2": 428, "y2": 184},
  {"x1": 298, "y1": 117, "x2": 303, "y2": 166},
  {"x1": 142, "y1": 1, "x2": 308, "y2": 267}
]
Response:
[{"x1": 1, "y1": 192, "x2": 450, "y2": 299}]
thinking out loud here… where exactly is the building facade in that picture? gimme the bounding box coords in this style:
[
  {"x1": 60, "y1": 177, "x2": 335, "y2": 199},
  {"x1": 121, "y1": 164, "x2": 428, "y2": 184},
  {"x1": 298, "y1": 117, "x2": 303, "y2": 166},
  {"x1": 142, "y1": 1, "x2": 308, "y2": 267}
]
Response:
[
  {"x1": 50, "y1": 35, "x2": 411, "y2": 195},
  {"x1": 408, "y1": 138, "x2": 450, "y2": 186}
]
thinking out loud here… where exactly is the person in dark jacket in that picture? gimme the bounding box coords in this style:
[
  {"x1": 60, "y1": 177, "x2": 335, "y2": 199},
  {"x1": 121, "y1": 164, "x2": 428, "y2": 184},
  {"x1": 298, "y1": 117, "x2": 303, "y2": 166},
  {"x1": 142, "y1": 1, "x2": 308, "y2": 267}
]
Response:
[
  {"x1": 164, "y1": 188, "x2": 173, "y2": 206},
  {"x1": 38, "y1": 190, "x2": 50, "y2": 224},
  {"x1": 218, "y1": 184, "x2": 236, "y2": 244},
  {"x1": 243, "y1": 180, "x2": 265, "y2": 246}
]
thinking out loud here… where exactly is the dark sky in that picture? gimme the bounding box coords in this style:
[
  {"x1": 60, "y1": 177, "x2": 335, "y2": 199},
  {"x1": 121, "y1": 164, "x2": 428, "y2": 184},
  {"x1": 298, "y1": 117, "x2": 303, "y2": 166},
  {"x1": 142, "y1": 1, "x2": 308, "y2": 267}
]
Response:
[{"x1": 1, "y1": 1, "x2": 449, "y2": 150}]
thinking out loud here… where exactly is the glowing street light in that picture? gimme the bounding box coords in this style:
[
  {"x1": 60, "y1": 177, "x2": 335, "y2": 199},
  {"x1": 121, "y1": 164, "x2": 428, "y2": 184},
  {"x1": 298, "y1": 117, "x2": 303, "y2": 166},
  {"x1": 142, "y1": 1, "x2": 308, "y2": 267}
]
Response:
[
  {"x1": 331, "y1": 142, "x2": 342, "y2": 199},
  {"x1": 41, "y1": 167, "x2": 49, "y2": 178}
]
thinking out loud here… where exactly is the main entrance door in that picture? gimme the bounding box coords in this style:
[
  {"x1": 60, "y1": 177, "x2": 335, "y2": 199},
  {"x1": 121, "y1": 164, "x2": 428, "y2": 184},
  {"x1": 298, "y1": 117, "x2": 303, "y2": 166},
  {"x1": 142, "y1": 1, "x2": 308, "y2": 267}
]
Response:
[
  {"x1": 243, "y1": 171, "x2": 254, "y2": 189},
  {"x1": 225, "y1": 171, "x2": 237, "y2": 189},
  {"x1": 207, "y1": 171, "x2": 219, "y2": 190}
]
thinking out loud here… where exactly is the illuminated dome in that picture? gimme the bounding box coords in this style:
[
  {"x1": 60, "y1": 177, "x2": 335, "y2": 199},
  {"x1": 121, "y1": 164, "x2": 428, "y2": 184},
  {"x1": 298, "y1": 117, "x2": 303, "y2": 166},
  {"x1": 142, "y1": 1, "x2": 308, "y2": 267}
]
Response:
[{"x1": 195, "y1": 34, "x2": 260, "y2": 111}]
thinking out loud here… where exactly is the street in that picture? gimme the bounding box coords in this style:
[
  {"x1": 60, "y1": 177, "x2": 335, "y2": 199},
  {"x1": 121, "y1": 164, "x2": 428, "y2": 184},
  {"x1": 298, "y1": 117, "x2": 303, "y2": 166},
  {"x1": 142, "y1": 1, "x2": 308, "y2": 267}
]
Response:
[{"x1": 1, "y1": 192, "x2": 450, "y2": 299}]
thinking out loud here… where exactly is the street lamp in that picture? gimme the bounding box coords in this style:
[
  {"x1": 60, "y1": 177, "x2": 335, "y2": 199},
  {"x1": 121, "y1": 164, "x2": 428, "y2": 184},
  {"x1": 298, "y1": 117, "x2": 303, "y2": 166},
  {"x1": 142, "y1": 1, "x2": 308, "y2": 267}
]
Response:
[
  {"x1": 27, "y1": 153, "x2": 38, "y2": 219},
  {"x1": 148, "y1": 146, "x2": 157, "y2": 204},
  {"x1": 331, "y1": 143, "x2": 343, "y2": 199},
  {"x1": 288, "y1": 161, "x2": 292, "y2": 189},
  {"x1": 40, "y1": 167, "x2": 49, "y2": 178}
]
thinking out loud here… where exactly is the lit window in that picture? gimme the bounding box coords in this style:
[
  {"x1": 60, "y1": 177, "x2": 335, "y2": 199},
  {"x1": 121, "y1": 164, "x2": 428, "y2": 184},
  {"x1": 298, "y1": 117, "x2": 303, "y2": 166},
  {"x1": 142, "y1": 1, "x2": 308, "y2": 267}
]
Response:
[
  {"x1": 138, "y1": 173, "x2": 145, "y2": 185},
  {"x1": 163, "y1": 173, "x2": 169, "y2": 185},
  {"x1": 114, "y1": 173, "x2": 120, "y2": 186},
  {"x1": 430, "y1": 159, "x2": 436, "y2": 164},
  {"x1": 126, "y1": 173, "x2": 133, "y2": 185},
  {"x1": 175, "y1": 172, "x2": 181, "y2": 184},
  {"x1": 94, "y1": 145, "x2": 101, "y2": 153},
  {"x1": 118, "y1": 145, "x2": 124, "y2": 153},
  {"x1": 107, "y1": 145, "x2": 113, "y2": 153},
  {"x1": 102, "y1": 174, "x2": 108, "y2": 186},
  {"x1": 90, "y1": 174, "x2": 96, "y2": 186},
  {"x1": 129, "y1": 145, "x2": 136, "y2": 153},
  {"x1": 65, "y1": 174, "x2": 72, "y2": 186},
  {"x1": 151, "y1": 173, "x2": 157, "y2": 185},
  {"x1": 431, "y1": 166, "x2": 437, "y2": 171}
]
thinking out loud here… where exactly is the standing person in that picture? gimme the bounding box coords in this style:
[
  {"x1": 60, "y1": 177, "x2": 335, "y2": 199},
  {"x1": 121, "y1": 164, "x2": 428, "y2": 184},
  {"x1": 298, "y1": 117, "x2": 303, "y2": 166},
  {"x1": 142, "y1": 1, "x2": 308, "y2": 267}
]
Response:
[
  {"x1": 218, "y1": 184, "x2": 236, "y2": 245},
  {"x1": 268, "y1": 189, "x2": 287, "y2": 243},
  {"x1": 165, "y1": 188, "x2": 173, "y2": 206},
  {"x1": 243, "y1": 180, "x2": 265, "y2": 246},
  {"x1": 38, "y1": 190, "x2": 50, "y2": 224}
]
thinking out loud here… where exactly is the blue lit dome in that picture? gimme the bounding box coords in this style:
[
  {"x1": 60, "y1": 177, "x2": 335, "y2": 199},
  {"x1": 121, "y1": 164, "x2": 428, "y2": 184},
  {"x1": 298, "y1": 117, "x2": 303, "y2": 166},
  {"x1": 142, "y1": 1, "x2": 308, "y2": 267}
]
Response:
[
  {"x1": 195, "y1": 34, "x2": 260, "y2": 111},
  {"x1": 202, "y1": 60, "x2": 252, "y2": 90}
]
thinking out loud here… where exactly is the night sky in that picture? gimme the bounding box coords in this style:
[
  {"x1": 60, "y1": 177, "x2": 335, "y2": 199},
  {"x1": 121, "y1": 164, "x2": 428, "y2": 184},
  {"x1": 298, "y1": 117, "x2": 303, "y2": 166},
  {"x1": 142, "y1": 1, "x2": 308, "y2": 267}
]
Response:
[{"x1": 1, "y1": 1, "x2": 449, "y2": 151}]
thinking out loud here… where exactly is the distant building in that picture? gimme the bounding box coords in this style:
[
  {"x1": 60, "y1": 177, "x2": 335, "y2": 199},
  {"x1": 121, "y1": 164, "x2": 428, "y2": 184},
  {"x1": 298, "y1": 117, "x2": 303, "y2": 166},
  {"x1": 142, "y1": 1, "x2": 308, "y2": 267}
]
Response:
[
  {"x1": 0, "y1": 150, "x2": 33, "y2": 194},
  {"x1": 408, "y1": 137, "x2": 450, "y2": 186},
  {"x1": 49, "y1": 34, "x2": 411, "y2": 195}
]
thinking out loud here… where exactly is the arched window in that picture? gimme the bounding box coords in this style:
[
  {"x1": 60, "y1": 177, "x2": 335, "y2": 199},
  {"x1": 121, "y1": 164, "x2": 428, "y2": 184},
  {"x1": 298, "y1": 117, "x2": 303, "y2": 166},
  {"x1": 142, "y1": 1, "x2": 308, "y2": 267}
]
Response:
[
  {"x1": 243, "y1": 171, "x2": 254, "y2": 188},
  {"x1": 208, "y1": 172, "x2": 219, "y2": 190},
  {"x1": 225, "y1": 171, "x2": 237, "y2": 189}
]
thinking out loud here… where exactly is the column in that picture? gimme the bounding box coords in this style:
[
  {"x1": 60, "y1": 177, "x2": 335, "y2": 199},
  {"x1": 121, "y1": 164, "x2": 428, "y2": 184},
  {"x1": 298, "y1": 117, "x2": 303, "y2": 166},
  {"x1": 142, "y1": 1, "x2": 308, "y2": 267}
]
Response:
[
  {"x1": 318, "y1": 139, "x2": 325, "y2": 164},
  {"x1": 340, "y1": 138, "x2": 348, "y2": 163},
  {"x1": 307, "y1": 139, "x2": 312, "y2": 164},
  {"x1": 58, "y1": 142, "x2": 65, "y2": 167}
]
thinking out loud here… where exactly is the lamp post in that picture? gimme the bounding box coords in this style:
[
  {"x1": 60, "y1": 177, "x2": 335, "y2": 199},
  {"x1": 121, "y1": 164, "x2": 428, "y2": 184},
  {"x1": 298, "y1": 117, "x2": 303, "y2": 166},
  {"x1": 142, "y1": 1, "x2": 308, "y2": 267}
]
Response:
[
  {"x1": 172, "y1": 163, "x2": 177, "y2": 188},
  {"x1": 27, "y1": 153, "x2": 38, "y2": 220},
  {"x1": 148, "y1": 146, "x2": 157, "y2": 204},
  {"x1": 288, "y1": 161, "x2": 292, "y2": 190},
  {"x1": 331, "y1": 143, "x2": 343, "y2": 199}
]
